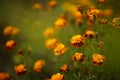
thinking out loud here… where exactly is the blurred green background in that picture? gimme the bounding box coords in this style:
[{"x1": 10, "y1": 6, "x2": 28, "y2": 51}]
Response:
[{"x1": 0, "y1": 0, "x2": 120, "y2": 80}]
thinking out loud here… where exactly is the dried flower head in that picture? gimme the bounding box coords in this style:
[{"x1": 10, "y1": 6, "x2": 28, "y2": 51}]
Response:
[
  {"x1": 14, "y1": 64, "x2": 26, "y2": 75},
  {"x1": 60, "y1": 64, "x2": 69, "y2": 72},
  {"x1": 70, "y1": 35, "x2": 85, "y2": 48},
  {"x1": 53, "y1": 43, "x2": 67, "y2": 55},
  {"x1": 0, "y1": 72, "x2": 10, "y2": 80},
  {"x1": 92, "y1": 53, "x2": 105, "y2": 66},
  {"x1": 72, "y1": 52, "x2": 85, "y2": 62},
  {"x1": 84, "y1": 30, "x2": 95, "y2": 38},
  {"x1": 97, "y1": 41, "x2": 104, "y2": 48},
  {"x1": 43, "y1": 27, "x2": 55, "y2": 38},
  {"x1": 51, "y1": 73, "x2": 64, "y2": 80},
  {"x1": 45, "y1": 38, "x2": 59, "y2": 49},
  {"x1": 33, "y1": 60, "x2": 45, "y2": 72},
  {"x1": 5, "y1": 40, "x2": 16, "y2": 50}
]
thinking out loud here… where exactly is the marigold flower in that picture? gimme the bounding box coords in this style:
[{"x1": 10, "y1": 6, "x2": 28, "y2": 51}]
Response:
[
  {"x1": 43, "y1": 27, "x2": 55, "y2": 38},
  {"x1": 87, "y1": 9, "x2": 100, "y2": 16},
  {"x1": 53, "y1": 43, "x2": 67, "y2": 55},
  {"x1": 0, "y1": 72, "x2": 10, "y2": 80},
  {"x1": 5, "y1": 40, "x2": 16, "y2": 50},
  {"x1": 11, "y1": 28, "x2": 19, "y2": 36},
  {"x1": 84, "y1": 30, "x2": 95, "y2": 38},
  {"x1": 97, "y1": 41, "x2": 104, "y2": 48},
  {"x1": 45, "y1": 38, "x2": 59, "y2": 49},
  {"x1": 60, "y1": 64, "x2": 69, "y2": 72},
  {"x1": 92, "y1": 53, "x2": 105, "y2": 66},
  {"x1": 49, "y1": 0, "x2": 58, "y2": 8},
  {"x1": 97, "y1": 0, "x2": 106, "y2": 4},
  {"x1": 103, "y1": 9, "x2": 113, "y2": 16},
  {"x1": 55, "y1": 18, "x2": 66, "y2": 28},
  {"x1": 112, "y1": 17, "x2": 120, "y2": 28},
  {"x1": 72, "y1": 52, "x2": 85, "y2": 62},
  {"x1": 3, "y1": 26, "x2": 13, "y2": 35},
  {"x1": 51, "y1": 73, "x2": 64, "y2": 80},
  {"x1": 3, "y1": 26, "x2": 19, "y2": 36},
  {"x1": 14, "y1": 64, "x2": 26, "y2": 75},
  {"x1": 70, "y1": 35, "x2": 85, "y2": 48},
  {"x1": 33, "y1": 60, "x2": 45, "y2": 72},
  {"x1": 73, "y1": 11, "x2": 82, "y2": 19},
  {"x1": 33, "y1": 3, "x2": 42, "y2": 9}
]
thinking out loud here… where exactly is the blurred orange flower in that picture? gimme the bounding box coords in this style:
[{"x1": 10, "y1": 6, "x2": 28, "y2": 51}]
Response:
[
  {"x1": 33, "y1": 60, "x2": 45, "y2": 72},
  {"x1": 60, "y1": 64, "x2": 69, "y2": 72},
  {"x1": 5, "y1": 40, "x2": 16, "y2": 50},
  {"x1": 51, "y1": 73, "x2": 64, "y2": 80},
  {"x1": 72, "y1": 52, "x2": 85, "y2": 62},
  {"x1": 0, "y1": 72, "x2": 10, "y2": 80},
  {"x1": 14, "y1": 64, "x2": 26, "y2": 75}
]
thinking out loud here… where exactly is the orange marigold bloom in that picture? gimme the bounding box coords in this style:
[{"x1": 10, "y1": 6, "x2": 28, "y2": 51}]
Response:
[
  {"x1": 98, "y1": 0, "x2": 106, "y2": 4},
  {"x1": 14, "y1": 64, "x2": 26, "y2": 75},
  {"x1": 3, "y1": 26, "x2": 13, "y2": 35},
  {"x1": 32, "y1": 3, "x2": 42, "y2": 9},
  {"x1": 53, "y1": 43, "x2": 67, "y2": 55},
  {"x1": 49, "y1": 0, "x2": 58, "y2": 8},
  {"x1": 103, "y1": 9, "x2": 113, "y2": 16},
  {"x1": 76, "y1": 18, "x2": 83, "y2": 25},
  {"x1": 51, "y1": 73, "x2": 64, "y2": 80},
  {"x1": 84, "y1": 30, "x2": 95, "y2": 38},
  {"x1": 73, "y1": 11, "x2": 82, "y2": 19},
  {"x1": 43, "y1": 27, "x2": 55, "y2": 38},
  {"x1": 3, "y1": 26, "x2": 19, "y2": 36},
  {"x1": 87, "y1": 9, "x2": 100, "y2": 16},
  {"x1": 55, "y1": 18, "x2": 66, "y2": 29},
  {"x1": 112, "y1": 17, "x2": 120, "y2": 29},
  {"x1": 45, "y1": 38, "x2": 59, "y2": 49},
  {"x1": 60, "y1": 64, "x2": 69, "y2": 72},
  {"x1": 72, "y1": 52, "x2": 85, "y2": 62},
  {"x1": 33, "y1": 60, "x2": 45, "y2": 72},
  {"x1": 92, "y1": 53, "x2": 105, "y2": 66},
  {"x1": 0, "y1": 72, "x2": 10, "y2": 80},
  {"x1": 5, "y1": 40, "x2": 16, "y2": 50},
  {"x1": 70, "y1": 35, "x2": 85, "y2": 48},
  {"x1": 11, "y1": 28, "x2": 19, "y2": 36}
]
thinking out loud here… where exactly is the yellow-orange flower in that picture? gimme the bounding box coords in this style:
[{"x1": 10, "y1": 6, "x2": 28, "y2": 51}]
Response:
[
  {"x1": 14, "y1": 64, "x2": 26, "y2": 75},
  {"x1": 55, "y1": 18, "x2": 66, "y2": 29},
  {"x1": 5, "y1": 40, "x2": 16, "y2": 50},
  {"x1": 11, "y1": 28, "x2": 19, "y2": 36},
  {"x1": 0, "y1": 72, "x2": 10, "y2": 80},
  {"x1": 60, "y1": 64, "x2": 69, "y2": 72},
  {"x1": 32, "y1": 3, "x2": 42, "y2": 9},
  {"x1": 70, "y1": 35, "x2": 85, "y2": 48},
  {"x1": 84, "y1": 30, "x2": 95, "y2": 38},
  {"x1": 92, "y1": 53, "x2": 105, "y2": 66},
  {"x1": 103, "y1": 9, "x2": 113, "y2": 16},
  {"x1": 3, "y1": 26, "x2": 19, "y2": 36},
  {"x1": 45, "y1": 38, "x2": 59, "y2": 49},
  {"x1": 43, "y1": 27, "x2": 55, "y2": 38},
  {"x1": 49, "y1": 0, "x2": 58, "y2": 8},
  {"x1": 97, "y1": 0, "x2": 106, "y2": 4},
  {"x1": 72, "y1": 52, "x2": 85, "y2": 62},
  {"x1": 51, "y1": 73, "x2": 64, "y2": 80},
  {"x1": 112, "y1": 17, "x2": 120, "y2": 29},
  {"x1": 53, "y1": 43, "x2": 67, "y2": 55},
  {"x1": 33, "y1": 60, "x2": 45, "y2": 72},
  {"x1": 87, "y1": 9, "x2": 100, "y2": 16},
  {"x1": 3, "y1": 26, "x2": 13, "y2": 35}
]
